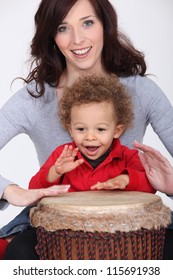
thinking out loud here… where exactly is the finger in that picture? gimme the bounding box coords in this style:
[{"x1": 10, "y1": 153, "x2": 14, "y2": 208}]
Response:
[
  {"x1": 48, "y1": 185, "x2": 70, "y2": 191},
  {"x1": 138, "y1": 153, "x2": 150, "y2": 174},
  {"x1": 66, "y1": 145, "x2": 73, "y2": 157},
  {"x1": 139, "y1": 150, "x2": 166, "y2": 170},
  {"x1": 132, "y1": 140, "x2": 145, "y2": 150},
  {"x1": 91, "y1": 185, "x2": 104, "y2": 190},
  {"x1": 90, "y1": 182, "x2": 103, "y2": 190},
  {"x1": 133, "y1": 141, "x2": 153, "y2": 152},
  {"x1": 103, "y1": 180, "x2": 127, "y2": 189},
  {"x1": 148, "y1": 149, "x2": 171, "y2": 165},
  {"x1": 58, "y1": 145, "x2": 69, "y2": 161},
  {"x1": 133, "y1": 141, "x2": 160, "y2": 158},
  {"x1": 91, "y1": 181, "x2": 114, "y2": 190},
  {"x1": 71, "y1": 147, "x2": 79, "y2": 158},
  {"x1": 55, "y1": 146, "x2": 74, "y2": 166},
  {"x1": 38, "y1": 186, "x2": 69, "y2": 197},
  {"x1": 73, "y1": 158, "x2": 84, "y2": 168}
]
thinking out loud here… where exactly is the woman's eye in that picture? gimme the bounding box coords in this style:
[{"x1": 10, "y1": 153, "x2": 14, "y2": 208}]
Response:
[
  {"x1": 57, "y1": 25, "x2": 68, "y2": 33},
  {"x1": 84, "y1": 20, "x2": 94, "y2": 27}
]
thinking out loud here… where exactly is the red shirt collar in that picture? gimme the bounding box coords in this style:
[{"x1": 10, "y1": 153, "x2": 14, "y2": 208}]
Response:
[{"x1": 72, "y1": 138, "x2": 123, "y2": 163}]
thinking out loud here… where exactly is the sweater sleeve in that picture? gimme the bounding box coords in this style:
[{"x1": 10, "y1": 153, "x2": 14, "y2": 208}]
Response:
[
  {"x1": 137, "y1": 76, "x2": 173, "y2": 156},
  {"x1": 120, "y1": 76, "x2": 173, "y2": 157},
  {"x1": 0, "y1": 87, "x2": 35, "y2": 201}
]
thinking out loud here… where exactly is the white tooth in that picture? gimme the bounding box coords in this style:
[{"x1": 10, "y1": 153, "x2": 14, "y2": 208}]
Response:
[{"x1": 73, "y1": 47, "x2": 90, "y2": 55}]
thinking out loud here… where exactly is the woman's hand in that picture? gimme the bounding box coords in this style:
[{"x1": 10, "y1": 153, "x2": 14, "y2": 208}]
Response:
[
  {"x1": 2, "y1": 184, "x2": 70, "y2": 206},
  {"x1": 133, "y1": 141, "x2": 173, "y2": 195},
  {"x1": 91, "y1": 174, "x2": 129, "y2": 190}
]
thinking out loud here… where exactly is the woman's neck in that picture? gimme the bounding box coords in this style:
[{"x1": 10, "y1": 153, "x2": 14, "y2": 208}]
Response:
[
  {"x1": 59, "y1": 64, "x2": 108, "y2": 88},
  {"x1": 57, "y1": 65, "x2": 108, "y2": 100}
]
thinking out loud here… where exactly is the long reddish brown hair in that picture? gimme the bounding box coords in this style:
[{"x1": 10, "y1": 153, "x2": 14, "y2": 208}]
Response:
[{"x1": 24, "y1": 0, "x2": 146, "y2": 97}]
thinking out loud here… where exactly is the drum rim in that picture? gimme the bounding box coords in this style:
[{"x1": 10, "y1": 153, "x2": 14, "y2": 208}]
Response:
[{"x1": 30, "y1": 191, "x2": 171, "y2": 233}]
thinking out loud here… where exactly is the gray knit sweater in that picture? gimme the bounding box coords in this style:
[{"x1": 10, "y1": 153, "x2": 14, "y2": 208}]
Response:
[{"x1": 1, "y1": 75, "x2": 173, "y2": 208}]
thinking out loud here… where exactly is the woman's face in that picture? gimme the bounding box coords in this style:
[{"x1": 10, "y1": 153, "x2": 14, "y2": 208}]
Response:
[{"x1": 54, "y1": 0, "x2": 104, "y2": 75}]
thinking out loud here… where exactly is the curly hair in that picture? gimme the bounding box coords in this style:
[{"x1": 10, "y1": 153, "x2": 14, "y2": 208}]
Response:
[
  {"x1": 59, "y1": 75, "x2": 134, "y2": 131},
  {"x1": 22, "y1": 0, "x2": 146, "y2": 97}
]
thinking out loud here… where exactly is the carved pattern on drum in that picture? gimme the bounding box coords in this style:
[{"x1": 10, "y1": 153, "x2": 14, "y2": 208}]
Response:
[{"x1": 30, "y1": 191, "x2": 171, "y2": 233}]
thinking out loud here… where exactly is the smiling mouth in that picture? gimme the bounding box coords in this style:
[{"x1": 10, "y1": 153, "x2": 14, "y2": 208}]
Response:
[
  {"x1": 71, "y1": 47, "x2": 91, "y2": 55},
  {"x1": 86, "y1": 146, "x2": 99, "y2": 152}
]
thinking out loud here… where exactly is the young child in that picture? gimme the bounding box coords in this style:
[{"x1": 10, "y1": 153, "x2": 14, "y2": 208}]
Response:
[{"x1": 29, "y1": 75, "x2": 155, "y2": 193}]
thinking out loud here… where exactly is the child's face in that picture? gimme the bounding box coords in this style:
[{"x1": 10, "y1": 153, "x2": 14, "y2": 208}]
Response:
[{"x1": 69, "y1": 101, "x2": 124, "y2": 160}]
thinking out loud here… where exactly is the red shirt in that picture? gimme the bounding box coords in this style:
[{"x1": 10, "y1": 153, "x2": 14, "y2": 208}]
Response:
[{"x1": 29, "y1": 139, "x2": 155, "y2": 194}]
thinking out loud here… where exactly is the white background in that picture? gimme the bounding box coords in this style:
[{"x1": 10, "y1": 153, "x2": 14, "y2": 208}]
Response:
[{"x1": 0, "y1": 0, "x2": 173, "y2": 227}]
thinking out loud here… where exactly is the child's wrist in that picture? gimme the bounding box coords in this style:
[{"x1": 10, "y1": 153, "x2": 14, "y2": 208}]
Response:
[
  {"x1": 54, "y1": 165, "x2": 63, "y2": 177},
  {"x1": 47, "y1": 166, "x2": 62, "y2": 182}
]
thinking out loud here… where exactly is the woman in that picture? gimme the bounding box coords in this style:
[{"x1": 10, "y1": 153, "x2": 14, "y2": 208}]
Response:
[{"x1": 1, "y1": 0, "x2": 173, "y2": 259}]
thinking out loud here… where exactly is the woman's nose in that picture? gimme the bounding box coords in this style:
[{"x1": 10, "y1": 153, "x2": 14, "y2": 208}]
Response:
[{"x1": 73, "y1": 27, "x2": 84, "y2": 45}]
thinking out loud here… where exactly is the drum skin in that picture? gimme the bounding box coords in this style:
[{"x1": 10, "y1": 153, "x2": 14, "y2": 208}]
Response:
[{"x1": 30, "y1": 191, "x2": 171, "y2": 260}]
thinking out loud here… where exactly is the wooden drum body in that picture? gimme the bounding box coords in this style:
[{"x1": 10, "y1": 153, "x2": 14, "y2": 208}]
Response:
[{"x1": 30, "y1": 191, "x2": 170, "y2": 260}]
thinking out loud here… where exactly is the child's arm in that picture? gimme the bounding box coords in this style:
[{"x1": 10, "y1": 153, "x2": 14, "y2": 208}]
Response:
[
  {"x1": 47, "y1": 145, "x2": 84, "y2": 182},
  {"x1": 29, "y1": 145, "x2": 84, "y2": 189},
  {"x1": 91, "y1": 174, "x2": 129, "y2": 190},
  {"x1": 91, "y1": 147, "x2": 155, "y2": 193}
]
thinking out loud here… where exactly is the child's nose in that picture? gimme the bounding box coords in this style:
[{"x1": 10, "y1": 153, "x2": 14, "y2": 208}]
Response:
[{"x1": 85, "y1": 131, "x2": 96, "y2": 141}]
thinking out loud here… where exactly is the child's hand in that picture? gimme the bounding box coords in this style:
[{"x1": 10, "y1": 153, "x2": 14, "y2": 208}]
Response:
[
  {"x1": 91, "y1": 174, "x2": 129, "y2": 190},
  {"x1": 54, "y1": 145, "x2": 84, "y2": 176}
]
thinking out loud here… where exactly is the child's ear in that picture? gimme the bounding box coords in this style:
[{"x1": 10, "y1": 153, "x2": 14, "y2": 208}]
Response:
[
  {"x1": 67, "y1": 125, "x2": 73, "y2": 137},
  {"x1": 113, "y1": 124, "x2": 125, "y2": 139}
]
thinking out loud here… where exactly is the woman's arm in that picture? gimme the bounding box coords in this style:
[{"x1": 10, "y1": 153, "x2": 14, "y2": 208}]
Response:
[
  {"x1": 2, "y1": 184, "x2": 69, "y2": 207},
  {"x1": 0, "y1": 86, "x2": 61, "y2": 207}
]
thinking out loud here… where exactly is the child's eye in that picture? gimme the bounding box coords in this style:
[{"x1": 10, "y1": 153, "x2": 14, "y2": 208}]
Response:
[
  {"x1": 98, "y1": 128, "x2": 106, "y2": 132},
  {"x1": 77, "y1": 128, "x2": 85, "y2": 132},
  {"x1": 83, "y1": 20, "x2": 94, "y2": 27}
]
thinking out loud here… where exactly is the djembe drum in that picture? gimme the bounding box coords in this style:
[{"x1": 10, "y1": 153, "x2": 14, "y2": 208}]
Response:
[{"x1": 30, "y1": 191, "x2": 171, "y2": 260}]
